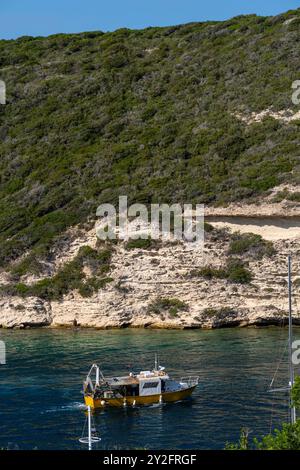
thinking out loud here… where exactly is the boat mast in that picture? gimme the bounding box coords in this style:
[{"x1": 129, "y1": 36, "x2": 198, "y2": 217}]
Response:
[
  {"x1": 79, "y1": 404, "x2": 101, "y2": 449},
  {"x1": 87, "y1": 406, "x2": 92, "y2": 450},
  {"x1": 288, "y1": 255, "x2": 296, "y2": 424}
]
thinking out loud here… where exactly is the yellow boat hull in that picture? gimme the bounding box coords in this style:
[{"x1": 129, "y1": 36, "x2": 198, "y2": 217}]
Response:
[{"x1": 84, "y1": 386, "x2": 196, "y2": 409}]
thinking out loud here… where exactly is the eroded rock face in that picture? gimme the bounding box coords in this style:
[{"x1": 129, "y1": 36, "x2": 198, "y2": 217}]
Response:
[
  {"x1": 0, "y1": 297, "x2": 52, "y2": 328},
  {"x1": 1, "y1": 209, "x2": 300, "y2": 330}
]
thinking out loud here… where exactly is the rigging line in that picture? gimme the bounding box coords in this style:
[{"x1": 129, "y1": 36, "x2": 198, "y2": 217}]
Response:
[
  {"x1": 268, "y1": 309, "x2": 287, "y2": 431},
  {"x1": 269, "y1": 334, "x2": 287, "y2": 431},
  {"x1": 269, "y1": 292, "x2": 289, "y2": 387},
  {"x1": 269, "y1": 328, "x2": 288, "y2": 389},
  {"x1": 269, "y1": 340, "x2": 288, "y2": 388},
  {"x1": 81, "y1": 412, "x2": 88, "y2": 439}
]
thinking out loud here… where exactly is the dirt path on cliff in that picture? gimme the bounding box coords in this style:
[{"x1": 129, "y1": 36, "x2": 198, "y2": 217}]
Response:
[{"x1": 206, "y1": 216, "x2": 300, "y2": 241}]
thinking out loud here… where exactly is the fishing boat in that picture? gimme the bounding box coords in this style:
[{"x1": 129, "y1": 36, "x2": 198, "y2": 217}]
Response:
[{"x1": 83, "y1": 356, "x2": 199, "y2": 409}]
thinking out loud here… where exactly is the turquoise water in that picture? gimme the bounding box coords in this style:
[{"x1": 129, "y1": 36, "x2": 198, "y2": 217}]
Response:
[{"x1": 0, "y1": 327, "x2": 299, "y2": 450}]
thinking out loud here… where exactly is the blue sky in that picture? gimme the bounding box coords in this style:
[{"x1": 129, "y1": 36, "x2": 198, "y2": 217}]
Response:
[{"x1": 1, "y1": 0, "x2": 299, "y2": 39}]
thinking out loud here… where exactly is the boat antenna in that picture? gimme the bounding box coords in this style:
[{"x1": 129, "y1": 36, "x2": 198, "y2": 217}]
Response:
[
  {"x1": 288, "y1": 255, "x2": 296, "y2": 424},
  {"x1": 154, "y1": 353, "x2": 158, "y2": 371}
]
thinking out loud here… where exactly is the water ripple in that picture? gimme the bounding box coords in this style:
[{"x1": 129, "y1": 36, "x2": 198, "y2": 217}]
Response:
[{"x1": 0, "y1": 327, "x2": 298, "y2": 449}]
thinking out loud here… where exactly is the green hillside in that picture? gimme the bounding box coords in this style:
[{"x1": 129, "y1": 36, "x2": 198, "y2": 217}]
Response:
[{"x1": 0, "y1": 8, "x2": 300, "y2": 270}]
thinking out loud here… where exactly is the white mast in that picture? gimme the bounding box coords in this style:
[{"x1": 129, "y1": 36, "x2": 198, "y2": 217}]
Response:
[
  {"x1": 88, "y1": 406, "x2": 92, "y2": 451},
  {"x1": 79, "y1": 405, "x2": 101, "y2": 450},
  {"x1": 288, "y1": 256, "x2": 296, "y2": 424}
]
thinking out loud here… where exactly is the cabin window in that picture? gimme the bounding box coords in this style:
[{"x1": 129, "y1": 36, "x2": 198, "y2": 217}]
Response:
[
  {"x1": 142, "y1": 382, "x2": 159, "y2": 389},
  {"x1": 139, "y1": 379, "x2": 161, "y2": 396}
]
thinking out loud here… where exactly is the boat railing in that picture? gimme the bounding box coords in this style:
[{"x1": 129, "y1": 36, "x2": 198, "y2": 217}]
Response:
[{"x1": 180, "y1": 376, "x2": 199, "y2": 387}]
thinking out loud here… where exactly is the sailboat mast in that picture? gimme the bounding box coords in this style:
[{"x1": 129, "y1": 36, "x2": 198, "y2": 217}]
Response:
[
  {"x1": 288, "y1": 255, "x2": 296, "y2": 424},
  {"x1": 79, "y1": 404, "x2": 101, "y2": 449}
]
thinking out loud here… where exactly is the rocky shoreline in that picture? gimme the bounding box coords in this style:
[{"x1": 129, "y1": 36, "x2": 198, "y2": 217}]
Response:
[
  {"x1": 1, "y1": 235, "x2": 300, "y2": 331},
  {"x1": 1, "y1": 196, "x2": 300, "y2": 331},
  {"x1": 2, "y1": 317, "x2": 300, "y2": 330}
]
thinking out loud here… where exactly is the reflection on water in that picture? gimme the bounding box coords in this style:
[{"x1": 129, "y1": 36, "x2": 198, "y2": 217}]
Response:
[{"x1": 0, "y1": 327, "x2": 299, "y2": 449}]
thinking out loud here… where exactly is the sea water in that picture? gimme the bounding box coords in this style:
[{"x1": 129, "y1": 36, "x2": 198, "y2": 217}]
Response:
[{"x1": 0, "y1": 327, "x2": 299, "y2": 450}]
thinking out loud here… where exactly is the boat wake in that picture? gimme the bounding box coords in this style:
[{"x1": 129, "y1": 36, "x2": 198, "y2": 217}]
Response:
[
  {"x1": 42, "y1": 402, "x2": 86, "y2": 414},
  {"x1": 148, "y1": 403, "x2": 165, "y2": 409}
]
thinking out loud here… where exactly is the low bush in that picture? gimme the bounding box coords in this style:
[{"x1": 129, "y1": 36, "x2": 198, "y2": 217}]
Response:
[
  {"x1": 78, "y1": 277, "x2": 113, "y2": 297},
  {"x1": 228, "y1": 232, "x2": 275, "y2": 259},
  {"x1": 190, "y1": 266, "x2": 227, "y2": 280},
  {"x1": 226, "y1": 259, "x2": 252, "y2": 284},
  {"x1": 10, "y1": 253, "x2": 46, "y2": 277},
  {"x1": 148, "y1": 297, "x2": 189, "y2": 315},
  {"x1": 287, "y1": 192, "x2": 300, "y2": 202},
  {"x1": 204, "y1": 222, "x2": 214, "y2": 233},
  {"x1": 203, "y1": 307, "x2": 237, "y2": 318},
  {"x1": 191, "y1": 258, "x2": 252, "y2": 284},
  {"x1": 124, "y1": 238, "x2": 159, "y2": 250}
]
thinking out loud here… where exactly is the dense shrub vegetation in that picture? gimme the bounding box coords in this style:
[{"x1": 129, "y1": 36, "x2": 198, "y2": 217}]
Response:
[
  {"x1": 191, "y1": 258, "x2": 252, "y2": 284},
  {"x1": 124, "y1": 237, "x2": 159, "y2": 250},
  {"x1": 203, "y1": 307, "x2": 237, "y2": 318},
  {"x1": 0, "y1": 245, "x2": 113, "y2": 300},
  {"x1": 148, "y1": 297, "x2": 189, "y2": 317},
  {"x1": 0, "y1": 9, "x2": 299, "y2": 268},
  {"x1": 226, "y1": 422, "x2": 300, "y2": 450},
  {"x1": 228, "y1": 232, "x2": 275, "y2": 259}
]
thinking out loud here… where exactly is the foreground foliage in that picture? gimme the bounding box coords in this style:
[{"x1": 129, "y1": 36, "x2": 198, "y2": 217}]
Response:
[{"x1": 226, "y1": 376, "x2": 300, "y2": 450}]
